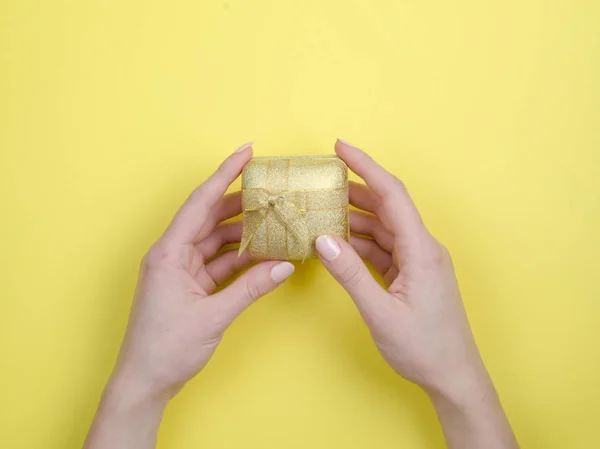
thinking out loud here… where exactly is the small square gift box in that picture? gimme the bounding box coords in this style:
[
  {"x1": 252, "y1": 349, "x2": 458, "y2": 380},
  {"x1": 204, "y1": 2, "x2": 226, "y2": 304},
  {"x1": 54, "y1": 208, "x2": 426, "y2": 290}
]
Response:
[{"x1": 238, "y1": 156, "x2": 349, "y2": 261}]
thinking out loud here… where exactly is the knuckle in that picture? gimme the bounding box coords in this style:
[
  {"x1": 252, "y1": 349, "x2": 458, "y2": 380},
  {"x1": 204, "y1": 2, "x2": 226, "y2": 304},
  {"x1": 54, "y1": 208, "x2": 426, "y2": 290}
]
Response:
[
  {"x1": 381, "y1": 176, "x2": 406, "y2": 201},
  {"x1": 392, "y1": 175, "x2": 406, "y2": 191},
  {"x1": 187, "y1": 186, "x2": 211, "y2": 210},
  {"x1": 338, "y1": 261, "x2": 365, "y2": 289},
  {"x1": 244, "y1": 281, "x2": 263, "y2": 303},
  {"x1": 187, "y1": 190, "x2": 211, "y2": 217},
  {"x1": 418, "y1": 239, "x2": 450, "y2": 269},
  {"x1": 143, "y1": 242, "x2": 173, "y2": 269},
  {"x1": 430, "y1": 246, "x2": 445, "y2": 267},
  {"x1": 439, "y1": 243, "x2": 452, "y2": 264},
  {"x1": 372, "y1": 225, "x2": 387, "y2": 244},
  {"x1": 357, "y1": 150, "x2": 373, "y2": 164},
  {"x1": 216, "y1": 160, "x2": 230, "y2": 176},
  {"x1": 188, "y1": 185, "x2": 204, "y2": 203},
  {"x1": 213, "y1": 226, "x2": 226, "y2": 247}
]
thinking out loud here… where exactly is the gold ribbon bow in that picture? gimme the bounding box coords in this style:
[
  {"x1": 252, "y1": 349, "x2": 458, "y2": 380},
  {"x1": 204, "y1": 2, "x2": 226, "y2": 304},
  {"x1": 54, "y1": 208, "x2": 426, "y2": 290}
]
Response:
[
  {"x1": 239, "y1": 187, "x2": 348, "y2": 261},
  {"x1": 239, "y1": 189, "x2": 312, "y2": 260}
]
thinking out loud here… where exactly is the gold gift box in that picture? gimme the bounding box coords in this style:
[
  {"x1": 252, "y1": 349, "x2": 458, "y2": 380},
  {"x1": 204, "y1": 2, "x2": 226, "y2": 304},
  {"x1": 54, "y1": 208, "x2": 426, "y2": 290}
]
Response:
[{"x1": 239, "y1": 156, "x2": 349, "y2": 261}]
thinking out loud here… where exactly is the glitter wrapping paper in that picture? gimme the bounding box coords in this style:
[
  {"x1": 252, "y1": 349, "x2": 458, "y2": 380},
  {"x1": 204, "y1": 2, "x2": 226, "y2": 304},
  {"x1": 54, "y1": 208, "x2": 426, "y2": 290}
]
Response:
[{"x1": 239, "y1": 156, "x2": 349, "y2": 260}]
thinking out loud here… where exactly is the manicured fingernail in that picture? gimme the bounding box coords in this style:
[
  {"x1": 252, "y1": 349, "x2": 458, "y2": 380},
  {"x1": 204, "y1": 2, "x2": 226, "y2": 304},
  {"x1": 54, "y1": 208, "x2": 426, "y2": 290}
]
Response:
[
  {"x1": 234, "y1": 141, "x2": 253, "y2": 153},
  {"x1": 270, "y1": 261, "x2": 295, "y2": 283},
  {"x1": 337, "y1": 138, "x2": 356, "y2": 148},
  {"x1": 316, "y1": 235, "x2": 341, "y2": 261}
]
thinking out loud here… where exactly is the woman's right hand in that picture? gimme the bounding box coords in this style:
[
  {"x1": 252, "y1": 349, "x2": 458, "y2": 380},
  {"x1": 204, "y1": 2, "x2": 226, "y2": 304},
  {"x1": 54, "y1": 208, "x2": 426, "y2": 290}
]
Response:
[{"x1": 315, "y1": 139, "x2": 519, "y2": 449}]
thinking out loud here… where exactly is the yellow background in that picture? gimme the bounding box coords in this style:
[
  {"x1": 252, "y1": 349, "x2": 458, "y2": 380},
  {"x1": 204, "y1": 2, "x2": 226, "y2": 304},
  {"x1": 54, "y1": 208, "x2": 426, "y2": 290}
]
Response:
[{"x1": 1, "y1": 0, "x2": 599, "y2": 448}]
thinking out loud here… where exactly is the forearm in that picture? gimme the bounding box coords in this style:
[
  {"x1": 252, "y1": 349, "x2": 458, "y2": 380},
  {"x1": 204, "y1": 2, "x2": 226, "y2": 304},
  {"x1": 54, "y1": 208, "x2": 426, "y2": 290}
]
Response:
[
  {"x1": 427, "y1": 370, "x2": 519, "y2": 449},
  {"x1": 84, "y1": 374, "x2": 168, "y2": 449}
]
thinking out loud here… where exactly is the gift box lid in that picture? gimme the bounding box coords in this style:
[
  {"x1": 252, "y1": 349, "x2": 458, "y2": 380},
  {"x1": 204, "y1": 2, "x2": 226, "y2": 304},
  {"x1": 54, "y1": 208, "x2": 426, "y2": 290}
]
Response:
[{"x1": 242, "y1": 155, "x2": 347, "y2": 191}]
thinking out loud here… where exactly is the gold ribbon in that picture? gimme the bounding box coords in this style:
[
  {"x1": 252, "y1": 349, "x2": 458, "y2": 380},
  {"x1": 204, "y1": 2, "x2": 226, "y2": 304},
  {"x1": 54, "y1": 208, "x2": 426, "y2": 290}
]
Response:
[{"x1": 239, "y1": 187, "x2": 348, "y2": 261}]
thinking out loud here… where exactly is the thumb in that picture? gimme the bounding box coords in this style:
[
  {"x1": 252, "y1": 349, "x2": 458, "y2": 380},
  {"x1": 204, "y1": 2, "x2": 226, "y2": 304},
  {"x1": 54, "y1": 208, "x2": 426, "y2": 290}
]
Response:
[
  {"x1": 316, "y1": 235, "x2": 385, "y2": 317},
  {"x1": 210, "y1": 260, "x2": 295, "y2": 323}
]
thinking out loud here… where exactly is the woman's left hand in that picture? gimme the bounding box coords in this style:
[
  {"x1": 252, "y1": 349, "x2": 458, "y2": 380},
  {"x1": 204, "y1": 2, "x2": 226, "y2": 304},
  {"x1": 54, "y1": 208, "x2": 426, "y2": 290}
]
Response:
[
  {"x1": 84, "y1": 143, "x2": 295, "y2": 449},
  {"x1": 114, "y1": 143, "x2": 295, "y2": 398}
]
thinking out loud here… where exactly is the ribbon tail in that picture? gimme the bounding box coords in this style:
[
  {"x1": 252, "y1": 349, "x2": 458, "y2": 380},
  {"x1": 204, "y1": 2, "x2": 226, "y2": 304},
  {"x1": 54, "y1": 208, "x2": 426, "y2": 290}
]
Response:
[
  {"x1": 286, "y1": 222, "x2": 311, "y2": 263},
  {"x1": 238, "y1": 208, "x2": 268, "y2": 257},
  {"x1": 273, "y1": 201, "x2": 311, "y2": 262}
]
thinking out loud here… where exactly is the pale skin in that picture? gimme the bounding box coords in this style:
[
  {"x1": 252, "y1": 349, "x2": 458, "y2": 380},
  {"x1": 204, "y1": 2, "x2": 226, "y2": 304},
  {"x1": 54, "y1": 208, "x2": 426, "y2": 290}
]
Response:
[{"x1": 84, "y1": 140, "x2": 519, "y2": 449}]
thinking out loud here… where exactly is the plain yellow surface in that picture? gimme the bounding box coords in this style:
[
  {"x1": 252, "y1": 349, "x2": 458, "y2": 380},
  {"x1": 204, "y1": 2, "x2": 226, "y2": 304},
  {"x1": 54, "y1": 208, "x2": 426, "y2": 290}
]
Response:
[{"x1": 1, "y1": 1, "x2": 599, "y2": 448}]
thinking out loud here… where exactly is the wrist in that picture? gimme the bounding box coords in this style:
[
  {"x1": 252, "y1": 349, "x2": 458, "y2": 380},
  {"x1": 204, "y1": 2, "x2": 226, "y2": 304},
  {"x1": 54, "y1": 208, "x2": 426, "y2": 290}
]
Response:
[
  {"x1": 84, "y1": 370, "x2": 169, "y2": 449},
  {"x1": 423, "y1": 364, "x2": 519, "y2": 449},
  {"x1": 425, "y1": 364, "x2": 497, "y2": 414},
  {"x1": 422, "y1": 352, "x2": 492, "y2": 402},
  {"x1": 102, "y1": 370, "x2": 171, "y2": 414}
]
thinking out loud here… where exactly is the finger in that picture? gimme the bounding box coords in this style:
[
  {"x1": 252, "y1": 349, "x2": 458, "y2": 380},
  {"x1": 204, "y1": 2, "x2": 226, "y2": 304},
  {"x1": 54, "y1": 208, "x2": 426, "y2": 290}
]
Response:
[
  {"x1": 208, "y1": 261, "x2": 295, "y2": 323},
  {"x1": 350, "y1": 210, "x2": 394, "y2": 252},
  {"x1": 163, "y1": 143, "x2": 253, "y2": 245},
  {"x1": 212, "y1": 191, "x2": 242, "y2": 224},
  {"x1": 192, "y1": 192, "x2": 242, "y2": 247},
  {"x1": 383, "y1": 265, "x2": 399, "y2": 288},
  {"x1": 335, "y1": 139, "x2": 425, "y2": 241},
  {"x1": 350, "y1": 235, "x2": 399, "y2": 288},
  {"x1": 349, "y1": 181, "x2": 379, "y2": 214},
  {"x1": 202, "y1": 250, "x2": 253, "y2": 294},
  {"x1": 315, "y1": 234, "x2": 386, "y2": 319},
  {"x1": 195, "y1": 221, "x2": 242, "y2": 259},
  {"x1": 336, "y1": 139, "x2": 405, "y2": 198},
  {"x1": 350, "y1": 235, "x2": 393, "y2": 277}
]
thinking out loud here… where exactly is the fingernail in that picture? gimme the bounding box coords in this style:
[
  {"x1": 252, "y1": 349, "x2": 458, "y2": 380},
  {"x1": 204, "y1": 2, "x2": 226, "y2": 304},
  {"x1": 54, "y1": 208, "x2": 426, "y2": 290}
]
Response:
[
  {"x1": 315, "y1": 235, "x2": 341, "y2": 261},
  {"x1": 270, "y1": 261, "x2": 295, "y2": 283},
  {"x1": 337, "y1": 138, "x2": 356, "y2": 148},
  {"x1": 234, "y1": 141, "x2": 253, "y2": 153}
]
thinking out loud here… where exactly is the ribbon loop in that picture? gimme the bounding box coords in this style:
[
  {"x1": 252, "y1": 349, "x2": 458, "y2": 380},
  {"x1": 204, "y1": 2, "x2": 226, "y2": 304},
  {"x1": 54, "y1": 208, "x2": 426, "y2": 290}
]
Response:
[
  {"x1": 240, "y1": 186, "x2": 348, "y2": 261},
  {"x1": 239, "y1": 188, "x2": 312, "y2": 261}
]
